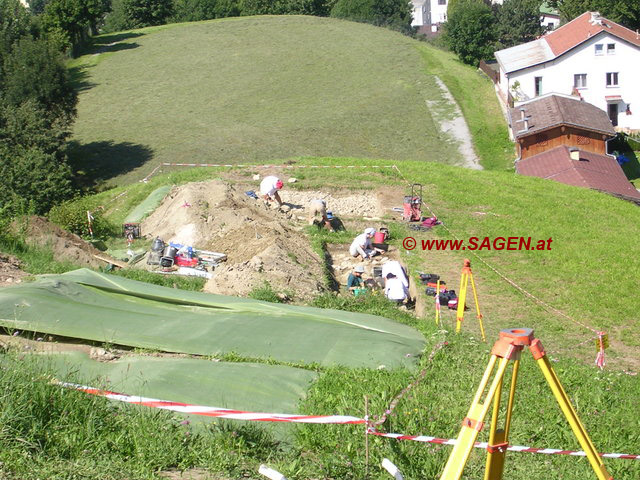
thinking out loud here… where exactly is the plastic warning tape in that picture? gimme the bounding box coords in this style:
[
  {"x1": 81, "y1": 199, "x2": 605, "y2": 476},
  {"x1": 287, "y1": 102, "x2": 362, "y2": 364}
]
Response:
[
  {"x1": 160, "y1": 163, "x2": 396, "y2": 169},
  {"x1": 366, "y1": 430, "x2": 640, "y2": 460},
  {"x1": 61, "y1": 383, "x2": 364, "y2": 424},
  {"x1": 62, "y1": 383, "x2": 640, "y2": 460}
]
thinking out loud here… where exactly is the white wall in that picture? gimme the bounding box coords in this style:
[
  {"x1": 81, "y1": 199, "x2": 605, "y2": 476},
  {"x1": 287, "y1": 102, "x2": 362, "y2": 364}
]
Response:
[
  {"x1": 411, "y1": 1, "x2": 427, "y2": 26},
  {"x1": 501, "y1": 32, "x2": 640, "y2": 130},
  {"x1": 541, "y1": 14, "x2": 560, "y2": 31},
  {"x1": 425, "y1": 0, "x2": 448, "y2": 26}
]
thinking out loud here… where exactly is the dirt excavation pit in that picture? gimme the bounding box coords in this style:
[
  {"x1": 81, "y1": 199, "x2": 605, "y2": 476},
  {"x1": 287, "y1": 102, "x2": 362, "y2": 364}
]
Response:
[
  {"x1": 141, "y1": 180, "x2": 330, "y2": 299},
  {"x1": 326, "y1": 243, "x2": 425, "y2": 316},
  {"x1": 279, "y1": 189, "x2": 386, "y2": 219}
]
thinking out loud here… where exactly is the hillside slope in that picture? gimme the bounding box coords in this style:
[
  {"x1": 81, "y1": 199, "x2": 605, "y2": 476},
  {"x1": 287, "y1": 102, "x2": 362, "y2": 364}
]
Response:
[{"x1": 70, "y1": 16, "x2": 508, "y2": 186}]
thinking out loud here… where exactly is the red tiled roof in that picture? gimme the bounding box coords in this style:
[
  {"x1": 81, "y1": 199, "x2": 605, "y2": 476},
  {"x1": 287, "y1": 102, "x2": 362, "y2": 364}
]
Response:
[
  {"x1": 545, "y1": 11, "x2": 640, "y2": 57},
  {"x1": 516, "y1": 145, "x2": 640, "y2": 201}
]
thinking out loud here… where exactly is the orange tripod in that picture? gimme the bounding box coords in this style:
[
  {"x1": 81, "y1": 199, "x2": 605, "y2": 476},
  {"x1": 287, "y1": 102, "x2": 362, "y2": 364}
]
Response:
[
  {"x1": 456, "y1": 259, "x2": 485, "y2": 341},
  {"x1": 439, "y1": 328, "x2": 612, "y2": 480}
]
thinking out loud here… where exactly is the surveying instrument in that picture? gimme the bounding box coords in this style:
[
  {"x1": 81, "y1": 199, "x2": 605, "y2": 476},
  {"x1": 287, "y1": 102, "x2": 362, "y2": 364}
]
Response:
[
  {"x1": 456, "y1": 259, "x2": 486, "y2": 341},
  {"x1": 439, "y1": 328, "x2": 612, "y2": 480}
]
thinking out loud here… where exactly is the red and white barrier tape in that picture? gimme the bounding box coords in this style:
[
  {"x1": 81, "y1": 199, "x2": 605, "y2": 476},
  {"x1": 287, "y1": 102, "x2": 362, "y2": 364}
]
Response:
[
  {"x1": 140, "y1": 162, "x2": 397, "y2": 182},
  {"x1": 367, "y1": 429, "x2": 640, "y2": 460},
  {"x1": 62, "y1": 382, "x2": 640, "y2": 461},
  {"x1": 160, "y1": 163, "x2": 395, "y2": 169},
  {"x1": 61, "y1": 383, "x2": 364, "y2": 424}
]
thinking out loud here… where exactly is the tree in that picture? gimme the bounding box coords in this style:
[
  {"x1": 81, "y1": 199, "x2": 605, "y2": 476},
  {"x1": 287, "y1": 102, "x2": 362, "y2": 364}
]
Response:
[
  {"x1": 444, "y1": 0, "x2": 496, "y2": 65},
  {"x1": 41, "y1": 0, "x2": 110, "y2": 53},
  {"x1": 2, "y1": 37, "x2": 77, "y2": 127},
  {"x1": 495, "y1": 0, "x2": 544, "y2": 49},
  {"x1": 122, "y1": 0, "x2": 173, "y2": 27},
  {"x1": 0, "y1": 1, "x2": 78, "y2": 216},
  {"x1": 547, "y1": 0, "x2": 640, "y2": 30},
  {"x1": 330, "y1": 0, "x2": 412, "y2": 34}
]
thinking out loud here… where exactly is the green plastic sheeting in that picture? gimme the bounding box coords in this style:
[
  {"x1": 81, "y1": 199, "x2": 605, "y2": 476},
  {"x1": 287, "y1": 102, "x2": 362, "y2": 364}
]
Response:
[
  {"x1": 38, "y1": 351, "x2": 317, "y2": 415},
  {"x1": 123, "y1": 185, "x2": 171, "y2": 223},
  {"x1": 0, "y1": 269, "x2": 425, "y2": 369}
]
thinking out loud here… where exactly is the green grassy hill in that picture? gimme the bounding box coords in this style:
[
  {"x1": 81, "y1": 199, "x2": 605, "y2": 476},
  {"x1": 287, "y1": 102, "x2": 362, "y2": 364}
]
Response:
[{"x1": 69, "y1": 16, "x2": 512, "y2": 186}]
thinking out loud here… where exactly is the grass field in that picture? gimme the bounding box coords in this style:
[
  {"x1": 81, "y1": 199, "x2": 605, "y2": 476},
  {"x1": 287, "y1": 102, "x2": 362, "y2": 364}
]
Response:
[
  {"x1": 68, "y1": 16, "x2": 513, "y2": 187},
  {"x1": 3, "y1": 157, "x2": 639, "y2": 479}
]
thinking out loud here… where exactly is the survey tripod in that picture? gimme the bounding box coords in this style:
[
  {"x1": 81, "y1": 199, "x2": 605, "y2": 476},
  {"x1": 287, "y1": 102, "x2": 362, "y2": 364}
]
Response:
[
  {"x1": 439, "y1": 328, "x2": 612, "y2": 480},
  {"x1": 456, "y1": 259, "x2": 486, "y2": 341}
]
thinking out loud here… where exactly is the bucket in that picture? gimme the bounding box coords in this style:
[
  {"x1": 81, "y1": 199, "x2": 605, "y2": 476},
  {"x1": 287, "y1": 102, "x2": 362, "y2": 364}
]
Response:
[
  {"x1": 353, "y1": 288, "x2": 367, "y2": 297},
  {"x1": 162, "y1": 245, "x2": 178, "y2": 258},
  {"x1": 374, "y1": 232, "x2": 386, "y2": 244},
  {"x1": 151, "y1": 237, "x2": 165, "y2": 253}
]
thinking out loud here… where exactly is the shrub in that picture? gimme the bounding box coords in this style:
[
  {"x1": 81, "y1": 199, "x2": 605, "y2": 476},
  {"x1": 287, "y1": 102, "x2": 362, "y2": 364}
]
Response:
[
  {"x1": 48, "y1": 197, "x2": 117, "y2": 238},
  {"x1": 248, "y1": 281, "x2": 291, "y2": 303}
]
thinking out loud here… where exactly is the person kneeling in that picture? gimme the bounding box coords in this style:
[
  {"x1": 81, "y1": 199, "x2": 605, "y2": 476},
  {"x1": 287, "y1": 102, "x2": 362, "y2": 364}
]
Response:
[{"x1": 384, "y1": 273, "x2": 408, "y2": 305}]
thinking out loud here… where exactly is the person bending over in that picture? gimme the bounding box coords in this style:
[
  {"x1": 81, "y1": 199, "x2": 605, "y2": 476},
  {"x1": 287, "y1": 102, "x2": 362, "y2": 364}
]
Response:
[{"x1": 259, "y1": 176, "x2": 284, "y2": 206}]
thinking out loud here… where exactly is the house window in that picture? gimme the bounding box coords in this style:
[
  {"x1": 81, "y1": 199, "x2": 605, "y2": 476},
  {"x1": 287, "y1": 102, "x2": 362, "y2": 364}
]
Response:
[
  {"x1": 574, "y1": 74, "x2": 587, "y2": 89},
  {"x1": 607, "y1": 43, "x2": 615, "y2": 54},
  {"x1": 577, "y1": 135, "x2": 590, "y2": 145},
  {"x1": 606, "y1": 72, "x2": 619, "y2": 87},
  {"x1": 534, "y1": 76, "x2": 543, "y2": 96},
  {"x1": 438, "y1": 0, "x2": 446, "y2": 4},
  {"x1": 594, "y1": 44, "x2": 603, "y2": 55}
]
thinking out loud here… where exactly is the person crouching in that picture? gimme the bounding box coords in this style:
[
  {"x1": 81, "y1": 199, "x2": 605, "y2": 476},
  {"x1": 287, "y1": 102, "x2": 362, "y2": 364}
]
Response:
[
  {"x1": 347, "y1": 265, "x2": 365, "y2": 294},
  {"x1": 349, "y1": 227, "x2": 383, "y2": 260},
  {"x1": 308, "y1": 199, "x2": 334, "y2": 232},
  {"x1": 384, "y1": 273, "x2": 408, "y2": 305}
]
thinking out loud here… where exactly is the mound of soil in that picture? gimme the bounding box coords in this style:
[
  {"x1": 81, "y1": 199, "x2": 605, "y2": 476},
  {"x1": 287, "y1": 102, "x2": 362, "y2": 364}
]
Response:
[
  {"x1": 141, "y1": 181, "x2": 326, "y2": 299},
  {"x1": 15, "y1": 216, "x2": 107, "y2": 269},
  {"x1": 0, "y1": 254, "x2": 28, "y2": 287}
]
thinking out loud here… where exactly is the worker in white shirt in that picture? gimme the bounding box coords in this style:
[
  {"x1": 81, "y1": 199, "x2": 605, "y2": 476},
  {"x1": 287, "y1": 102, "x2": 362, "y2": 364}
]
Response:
[
  {"x1": 384, "y1": 273, "x2": 408, "y2": 304},
  {"x1": 259, "y1": 176, "x2": 284, "y2": 206},
  {"x1": 349, "y1": 227, "x2": 383, "y2": 260},
  {"x1": 381, "y1": 260, "x2": 408, "y2": 289}
]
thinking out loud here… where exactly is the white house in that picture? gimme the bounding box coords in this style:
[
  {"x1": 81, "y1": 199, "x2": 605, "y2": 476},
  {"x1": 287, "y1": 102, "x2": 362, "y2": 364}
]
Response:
[
  {"x1": 494, "y1": 11, "x2": 640, "y2": 132},
  {"x1": 410, "y1": 0, "x2": 427, "y2": 27},
  {"x1": 540, "y1": 2, "x2": 560, "y2": 30},
  {"x1": 410, "y1": 0, "x2": 448, "y2": 32}
]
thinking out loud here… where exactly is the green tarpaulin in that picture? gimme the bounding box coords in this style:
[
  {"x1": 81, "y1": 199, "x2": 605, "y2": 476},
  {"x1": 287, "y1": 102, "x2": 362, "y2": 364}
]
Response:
[
  {"x1": 123, "y1": 185, "x2": 171, "y2": 223},
  {"x1": 0, "y1": 269, "x2": 425, "y2": 369},
  {"x1": 41, "y1": 351, "x2": 317, "y2": 415}
]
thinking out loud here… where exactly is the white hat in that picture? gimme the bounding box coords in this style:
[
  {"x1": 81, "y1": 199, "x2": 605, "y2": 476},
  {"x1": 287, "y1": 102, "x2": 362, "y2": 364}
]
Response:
[
  {"x1": 354, "y1": 265, "x2": 365, "y2": 273},
  {"x1": 364, "y1": 227, "x2": 376, "y2": 235}
]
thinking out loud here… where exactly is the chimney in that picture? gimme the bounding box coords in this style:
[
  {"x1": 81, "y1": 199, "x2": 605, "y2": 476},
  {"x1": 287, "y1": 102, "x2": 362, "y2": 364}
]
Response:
[
  {"x1": 589, "y1": 12, "x2": 602, "y2": 25},
  {"x1": 569, "y1": 147, "x2": 580, "y2": 161},
  {"x1": 520, "y1": 107, "x2": 525, "y2": 121},
  {"x1": 523, "y1": 116, "x2": 530, "y2": 131}
]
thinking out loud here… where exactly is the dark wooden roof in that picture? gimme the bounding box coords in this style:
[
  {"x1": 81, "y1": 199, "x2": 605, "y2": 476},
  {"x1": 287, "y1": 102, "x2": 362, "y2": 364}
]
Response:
[
  {"x1": 510, "y1": 95, "x2": 616, "y2": 139},
  {"x1": 516, "y1": 145, "x2": 640, "y2": 202}
]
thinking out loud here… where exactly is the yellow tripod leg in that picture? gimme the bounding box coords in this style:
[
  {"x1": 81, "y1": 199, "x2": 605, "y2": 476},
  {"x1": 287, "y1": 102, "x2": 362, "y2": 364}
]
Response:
[
  {"x1": 469, "y1": 272, "x2": 486, "y2": 341},
  {"x1": 484, "y1": 358, "x2": 520, "y2": 480},
  {"x1": 533, "y1": 350, "x2": 612, "y2": 480},
  {"x1": 439, "y1": 355, "x2": 511, "y2": 480},
  {"x1": 456, "y1": 273, "x2": 468, "y2": 333}
]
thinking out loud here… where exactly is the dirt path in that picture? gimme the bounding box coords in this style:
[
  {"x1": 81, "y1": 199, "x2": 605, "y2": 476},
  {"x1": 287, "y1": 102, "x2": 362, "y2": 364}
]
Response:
[{"x1": 429, "y1": 76, "x2": 482, "y2": 170}]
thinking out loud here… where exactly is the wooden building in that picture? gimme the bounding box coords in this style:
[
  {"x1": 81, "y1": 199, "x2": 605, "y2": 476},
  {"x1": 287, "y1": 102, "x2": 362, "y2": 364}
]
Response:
[{"x1": 509, "y1": 94, "x2": 616, "y2": 160}]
